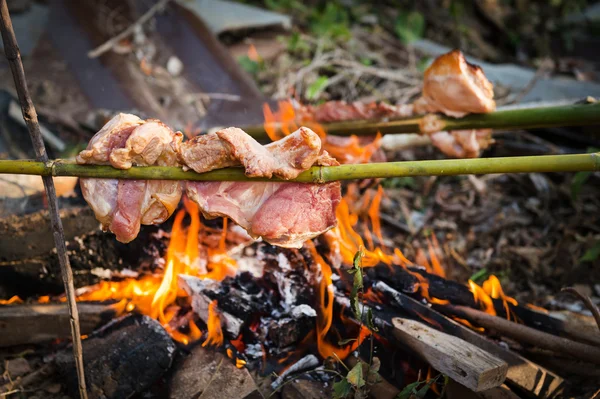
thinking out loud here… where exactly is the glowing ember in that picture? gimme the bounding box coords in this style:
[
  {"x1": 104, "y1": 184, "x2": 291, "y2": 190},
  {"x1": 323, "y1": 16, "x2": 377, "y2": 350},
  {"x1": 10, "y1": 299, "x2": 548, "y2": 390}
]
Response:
[{"x1": 0, "y1": 296, "x2": 22, "y2": 305}]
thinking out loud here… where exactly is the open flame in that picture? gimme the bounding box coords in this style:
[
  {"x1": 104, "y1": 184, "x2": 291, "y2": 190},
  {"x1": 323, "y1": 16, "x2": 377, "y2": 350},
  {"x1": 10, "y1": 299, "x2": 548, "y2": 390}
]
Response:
[
  {"x1": 263, "y1": 100, "x2": 381, "y2": 164},
  {"x1": 468, "y1": 275, "x2": 519, "y2": 322},
  {"x1": 74, "y1": 197, "x2": 238, "y2": 345}
]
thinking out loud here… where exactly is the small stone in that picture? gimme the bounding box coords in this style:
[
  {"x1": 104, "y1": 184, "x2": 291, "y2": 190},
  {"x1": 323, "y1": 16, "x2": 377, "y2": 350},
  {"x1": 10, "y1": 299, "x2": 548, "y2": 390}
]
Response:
[{"x1": 167, "y1": 56, "x2": 183, "y2": 76}]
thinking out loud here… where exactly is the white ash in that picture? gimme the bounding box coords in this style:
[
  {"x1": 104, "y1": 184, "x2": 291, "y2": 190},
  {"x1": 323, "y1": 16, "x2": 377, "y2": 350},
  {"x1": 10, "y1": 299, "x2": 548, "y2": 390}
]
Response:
[
  {"x1": 90, "y1": 267, "x2": 113, "y2": 280},
  {"x1": 291, "y1": 304, "x2": 317, "y2": 318},
  {"x1": 167, "y1": 56, "x2": 183, "y2": 76},
  {"x1": 244, "y1": 343, "x2": 264, "y2": 360},
  {"x1": 271, "y1": 354, "x2": 319, "y2": 390}
]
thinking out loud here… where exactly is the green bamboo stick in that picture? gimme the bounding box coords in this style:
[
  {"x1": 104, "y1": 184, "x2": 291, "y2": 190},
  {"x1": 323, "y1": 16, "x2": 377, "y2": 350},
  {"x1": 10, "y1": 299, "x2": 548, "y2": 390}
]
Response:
[
  {"x1": 2, "y1": 153, "x2": 598, "y2": 183},
  {"x1": 243, "y1": 102, "x2": 600, "y2": 140}
]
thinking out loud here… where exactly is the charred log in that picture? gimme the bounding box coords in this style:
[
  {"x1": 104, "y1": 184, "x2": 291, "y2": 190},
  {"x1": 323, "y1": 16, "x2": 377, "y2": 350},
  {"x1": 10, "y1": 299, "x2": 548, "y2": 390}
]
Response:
[
  {"x1": 267, "y1": 304, "x2": 316, "y2": 349},
  {"x1": 55, "y1": 314, "x2": 176, "y2": 399},
  {"x1": 369, "y1": 265, "x2": 600, "y2": 346},
  {"x1": 0, "y1": 302, "x2": 119, "y2": 347}
]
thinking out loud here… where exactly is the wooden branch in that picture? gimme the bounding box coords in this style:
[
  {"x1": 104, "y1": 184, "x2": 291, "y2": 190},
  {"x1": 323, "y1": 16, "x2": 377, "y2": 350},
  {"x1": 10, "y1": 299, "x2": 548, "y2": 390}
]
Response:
[
  {"x1": 391, "y1": 318, "x2": 507, "y2": 392},
  {"x1": 370, "y1": 266, "x2": 600, "y2": 347},
  {"x1": 334, "y1": 294, "x2": 506, "y2": 392},
  {"x1": 372, "y1": 281, "x2": 564, "y2": 398},
  {"x1": 87, "y1": 0, "x2": 171, "y2": 58},
  {"x1": 0, "y1": 3, "x2": 88, "y2": 397},
  {"x1": 0, "y1": 303, "x2": 120, "y2": 347},
  {"x1": 444, "y1": 305, "x2": 600, "y2": 365},
  {"x1": 561, "y1": 287, "x2": 600, "y2": 332}
]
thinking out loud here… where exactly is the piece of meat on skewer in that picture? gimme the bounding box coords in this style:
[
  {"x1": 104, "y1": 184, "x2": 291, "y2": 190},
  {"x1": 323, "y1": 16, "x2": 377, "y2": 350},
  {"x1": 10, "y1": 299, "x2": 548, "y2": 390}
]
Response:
[
  {"x1": 295, "y1": 50, "x2": 496, "y2": 158},
  {"x1": 180, "y1": 127, "x2": 341, "y2": 248},
  {"x1": 77, "y1": 114, "x2": 183, "y2": 243}
]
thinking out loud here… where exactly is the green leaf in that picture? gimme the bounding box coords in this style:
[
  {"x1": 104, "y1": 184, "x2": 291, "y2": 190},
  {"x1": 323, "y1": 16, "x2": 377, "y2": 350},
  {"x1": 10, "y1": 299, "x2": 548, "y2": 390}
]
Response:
[
  {"x1": 415, "y1": 378, "x2": 436, "y2": 398},
  {"x1": 581, "y1": 241, "x2": 600, "y2": 262},
  {"x1": 396, "y1": 381, "x2": 422, "y2": 399},
  {"x1": 237, "y1": 56, "x2": 259, "y2": 75},
  {"x1": 469, "y1": 268, "x2": 488, "y2": 283},
  {"x1": 571, "y1": 171, "x2": 591, "y2": 200},
  {"x1": 306, "y1": 76, "x2": 329, "y2": 100},
  {"x1": 366, "y1": 308, "x2": 379, "y2": 332},
  {"x1": 333, "y1": 378, "x2": 352, "y2": 399},
  {"x1": 346, "y1": 363, "x2": 366, "y2": 388},
  {"x1": 350, "y1": 249, "x2": 365, "y2": 320},
  {"x1": 338, "y1": 338, "x2": 358, "y2": 345},
  {"x1": 394, "y1": 11, "x2": 425, "y2": 44}
]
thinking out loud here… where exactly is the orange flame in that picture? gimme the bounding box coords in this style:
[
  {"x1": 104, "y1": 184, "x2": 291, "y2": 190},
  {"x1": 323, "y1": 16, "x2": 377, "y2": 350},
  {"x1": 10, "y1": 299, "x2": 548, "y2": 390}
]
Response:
[
  {"x1": 482, "y1": 275, "x2": 518, "y2": 321},
  {"x1": 0, "y1": 296, "x2": 22, "y2": 305},
  {"x1": 469, "y1": 280, "x2": 496, "y2": 316},
  {"x1": 203, "y1": 299, "x2": 224, "y2": 347},
  {"x1": 71, "y1": 198, "x2": 237, "y2": 345},
  {"x1": 262, "y1": 100, "x2": 382, "y2": 164},
  {"x1": 307, "y1": 241, "x2": 370, "y2": 359}
]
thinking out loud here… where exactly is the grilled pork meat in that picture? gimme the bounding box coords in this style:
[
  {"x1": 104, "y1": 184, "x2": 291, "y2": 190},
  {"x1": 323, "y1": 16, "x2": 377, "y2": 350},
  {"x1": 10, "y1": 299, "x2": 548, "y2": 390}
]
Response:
[
  {"x1": 295, "y1": 50, "x2": 496, "y2": 158},
  {"x1": 181, "y1": 127, "x2": 341, "y2": 248},
  {"x1": 77, "y1": 113, "x2": 183, "y2": 243}
]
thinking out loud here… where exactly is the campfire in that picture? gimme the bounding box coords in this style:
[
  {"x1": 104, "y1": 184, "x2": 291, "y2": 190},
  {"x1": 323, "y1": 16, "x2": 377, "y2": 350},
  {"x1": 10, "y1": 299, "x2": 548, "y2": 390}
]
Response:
[{"x1": 1, "y1": 2, "x2": 600, "y2": 399}]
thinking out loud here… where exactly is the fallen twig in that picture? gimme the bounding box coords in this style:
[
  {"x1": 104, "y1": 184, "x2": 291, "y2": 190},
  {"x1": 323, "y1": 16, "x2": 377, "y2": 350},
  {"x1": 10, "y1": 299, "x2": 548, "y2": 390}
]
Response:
[
  {"x1": 443, "y1": 304, "x2": 600, "y2": 365},
  {"x1": 0, "y1": 2, "x2": 88, "y2": 398},
  {"x1": 561, "y1": 287, "x2": 600, "y2": 333},
  {"x1": 88, "y1": 0, "x2": 170, "y2": 58}
]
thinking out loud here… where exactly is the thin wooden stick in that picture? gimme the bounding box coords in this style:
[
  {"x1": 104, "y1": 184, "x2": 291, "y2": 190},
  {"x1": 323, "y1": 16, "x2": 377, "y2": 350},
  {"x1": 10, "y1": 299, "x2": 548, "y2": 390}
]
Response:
[
  {"x1": 562, "y1": 287, "x2": 600, "y2": 333},
  {"x1": 0, "y1": 3, "x2": 88, "y2": 398},
  {"x1": 443, "y1": 305, "x2": 600, "y2": 365},
  {"x1": 88, "y1": 0, "x2": 170, "y2": 58}
]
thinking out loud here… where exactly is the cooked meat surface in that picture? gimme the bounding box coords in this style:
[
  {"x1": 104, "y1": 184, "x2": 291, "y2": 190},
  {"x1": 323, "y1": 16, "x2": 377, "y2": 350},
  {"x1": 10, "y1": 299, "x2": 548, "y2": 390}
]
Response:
[
  {"x1": 413, "y1": 50, "x2": 495, "y2": 118},
  {"x1": 178, "y1": 126, "x2": 321, "y2": 179},
  {"x1": 429, "y1": 129, "x2": 494, "y2": 158},
  {"x1": 298, "y1": 101, "x2": 414, "y2": 124},
  {"x1": 181, "y1": 127, "x2": 341, "y2": 248},
  {"x1": 77, "y1": 113, "x2": 183, "y2": 243},
  {"x1": 292, "y1": 50, "x2": 496, "y2": 159}
]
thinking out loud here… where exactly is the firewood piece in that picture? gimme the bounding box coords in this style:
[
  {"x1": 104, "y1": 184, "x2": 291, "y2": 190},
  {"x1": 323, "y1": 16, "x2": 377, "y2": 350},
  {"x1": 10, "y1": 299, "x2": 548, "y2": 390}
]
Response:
[
  {"x1": 371, "y1": 265, "x2": 600, "y2": 347},
  {"x1": 268, "y1": 304, "x2": 316, "y2": 349},
  {"x1": 0, "y1": 302, "x2": 118, "y2": 347},
  {"x1": 335, "y1": 294, "x2": 506, "y2": 393},
  {"x1": 445, "y1": 305, "x2": 600, "y2": 365},
  {"x1": 56, "y1": 314, "x2": 176, "y2": 399},
  {"x1": 169, "y1": 344, "x2": 261, "y2": 399},
  {"x1": 373, "y1": 281, "x2": 565, "y2": 398},
  {"x1": 179, "y1": 275, "x2": 243, "y2": 337},
  {"x1": 391, "y1": 317, "x2": 507, "y2": 392}
]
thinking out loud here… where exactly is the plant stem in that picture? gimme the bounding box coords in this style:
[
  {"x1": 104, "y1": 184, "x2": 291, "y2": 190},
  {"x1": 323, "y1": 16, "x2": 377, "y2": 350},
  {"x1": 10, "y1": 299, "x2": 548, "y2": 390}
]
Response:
[
  {"x1": 0, "y1": 3, "x2": 88, "y2": 398},
  {"x1": 1, "y1": 152, "x2": 598, "y2": 183},
  {"x1": 243, "y1": 102, "x2": 600, "y2": 140}
]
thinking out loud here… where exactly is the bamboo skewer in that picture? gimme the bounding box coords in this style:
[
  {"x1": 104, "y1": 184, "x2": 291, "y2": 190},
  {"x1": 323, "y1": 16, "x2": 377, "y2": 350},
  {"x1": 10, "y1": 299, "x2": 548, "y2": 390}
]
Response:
[
  {"x1": 0, "y1": 2, "x2": 88, "y2": 398},
  {"x1": 1, "y1": 152, "x2": 598, "y2": 183},
  {"x1": 243, "y1": 102, "x2": 600, "y2": 140}
]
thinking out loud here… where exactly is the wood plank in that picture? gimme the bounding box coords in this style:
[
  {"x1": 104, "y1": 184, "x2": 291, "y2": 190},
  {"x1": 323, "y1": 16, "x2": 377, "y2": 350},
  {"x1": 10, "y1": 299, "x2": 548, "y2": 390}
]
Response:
[
  {"x1": 373, "y1": 281, "x2": 565, "y2": 398},
  {"x1": 391, "y1": 317, "x2": 507, "y2": 392},
  {"x1": 0, "y1": 302, "x2": 119, "y2": 347}
]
